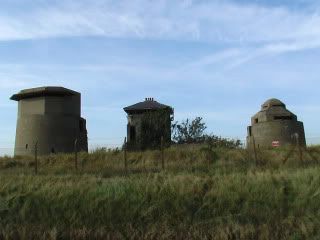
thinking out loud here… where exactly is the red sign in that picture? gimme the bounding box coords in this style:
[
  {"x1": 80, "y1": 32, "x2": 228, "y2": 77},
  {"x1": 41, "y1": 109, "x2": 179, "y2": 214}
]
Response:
[{"x1": 272, "y1": 141, "x2": 280, "y2": 147}]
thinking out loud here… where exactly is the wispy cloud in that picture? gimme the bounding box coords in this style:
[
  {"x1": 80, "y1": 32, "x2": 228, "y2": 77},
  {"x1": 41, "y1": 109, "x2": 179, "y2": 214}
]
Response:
[
  {"x1": 0, "y1": 0, "x2": 319, "y2": 45},
  {"x1": 177, "y1": 35, "x2": 320, "y2": 76},
  {"x1": 0, "y1": 0, "x2": 319, "y2": 82}
]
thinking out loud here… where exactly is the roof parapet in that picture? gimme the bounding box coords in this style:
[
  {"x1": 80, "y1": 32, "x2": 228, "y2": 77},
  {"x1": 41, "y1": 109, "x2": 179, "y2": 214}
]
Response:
[{"x1": 10, "y1": 86, "x2": 80, "y2": 101}]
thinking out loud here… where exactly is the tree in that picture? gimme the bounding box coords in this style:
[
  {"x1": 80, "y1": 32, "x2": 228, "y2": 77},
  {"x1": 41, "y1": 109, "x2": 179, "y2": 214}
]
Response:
[
  {"x1": 172, "y1": 117, "x2": 242, "y2": 149},
  {"x1": 171, "y1": 117, "x2": 207, "y2": 144}
]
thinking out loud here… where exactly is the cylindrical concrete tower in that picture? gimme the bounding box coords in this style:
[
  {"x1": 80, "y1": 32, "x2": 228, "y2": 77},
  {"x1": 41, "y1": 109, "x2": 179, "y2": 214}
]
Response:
[
  {"x1": 247, "y1": 98, "x2": 306, "y2": 149},
  {"x1": 11, "y1": 86, "x2": 88, "y2": 156}
]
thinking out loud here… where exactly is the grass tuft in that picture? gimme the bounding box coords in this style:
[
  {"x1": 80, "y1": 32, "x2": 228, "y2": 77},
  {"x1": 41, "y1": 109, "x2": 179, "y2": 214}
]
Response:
[{"x1": 0, "y1": 145, "x2": 320, "y2": 239}]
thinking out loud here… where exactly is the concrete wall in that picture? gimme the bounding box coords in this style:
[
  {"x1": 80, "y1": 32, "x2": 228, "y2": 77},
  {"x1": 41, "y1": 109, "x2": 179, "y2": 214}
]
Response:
[
  {"x1": 247, "y1": 120, "x2": 306, "y2": 148},
  {"x1": 45, "y1": 95, "x2": 80, "y2": 116},
  {"x1": 251, "y1": 108, "x2": 297, "y2": 125},
  {"x1": 14, "y1": 95, "x2": 87, "y2": 156},
  {"x1": 127, "y1": 114, "x2": 143, "y2": 149},
  {"x1": 18, "y1": 97, "x2": 45, "y2": 116},
  {"x1": 126, "y1": 111, "x2": 172, "y2": 150}
]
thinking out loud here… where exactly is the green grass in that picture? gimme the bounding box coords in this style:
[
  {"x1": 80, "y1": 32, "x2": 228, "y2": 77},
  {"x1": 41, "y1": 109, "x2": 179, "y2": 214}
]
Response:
[{"x1": 0, "y1": 145, "x2": 320, "y2": 239}]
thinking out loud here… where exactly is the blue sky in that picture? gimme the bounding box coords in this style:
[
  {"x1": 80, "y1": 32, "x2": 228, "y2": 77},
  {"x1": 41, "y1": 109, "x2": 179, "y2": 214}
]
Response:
[{"x1": 1, "y1": 0, "x2": 320, "y2": 154}]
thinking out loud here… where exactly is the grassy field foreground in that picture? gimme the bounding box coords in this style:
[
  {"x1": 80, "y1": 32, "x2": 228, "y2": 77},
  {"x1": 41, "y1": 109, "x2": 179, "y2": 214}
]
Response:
[{"x1": 0, "y1": 145, "x2": 320, "y2": 239}]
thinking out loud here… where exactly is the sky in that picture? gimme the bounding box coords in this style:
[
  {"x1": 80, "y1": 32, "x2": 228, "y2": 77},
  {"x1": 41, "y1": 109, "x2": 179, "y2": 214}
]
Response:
[{"x1": 1, "y1": 0, "x2": 320, "y2": 154}]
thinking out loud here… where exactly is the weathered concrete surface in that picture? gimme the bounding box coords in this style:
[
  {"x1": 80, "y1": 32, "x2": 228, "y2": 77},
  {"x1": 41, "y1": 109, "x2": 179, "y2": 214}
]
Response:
[
  {"x1": 247, "y1": 98, "x2": 306, "y2": 148},
  {"x1": 11, "y1": 87, "x2": 88, "y2": 156},
  {"x1": 124, "y1": 98, "x2": 173, "y2": 150}
]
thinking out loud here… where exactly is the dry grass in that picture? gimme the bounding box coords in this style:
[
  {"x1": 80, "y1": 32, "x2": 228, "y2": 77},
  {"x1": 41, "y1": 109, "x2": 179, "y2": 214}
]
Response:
[{"x1": 0, "y1": 145, "x2": 320, "y2": 239}]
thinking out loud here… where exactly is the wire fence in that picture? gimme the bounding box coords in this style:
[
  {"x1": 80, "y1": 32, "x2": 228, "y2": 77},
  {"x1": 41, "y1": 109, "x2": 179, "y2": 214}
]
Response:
[
  {"x1": 1, "y1": 137, "x2": 320, "y2": 156},
  {"x1": 0, "y1": 136, "x2": 320, "y2": 176}
]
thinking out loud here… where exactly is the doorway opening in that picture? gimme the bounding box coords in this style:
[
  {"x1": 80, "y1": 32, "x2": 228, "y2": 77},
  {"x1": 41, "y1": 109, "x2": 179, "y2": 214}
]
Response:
[{"x1": 130, "y1": 126, "x2": 136, "y2": 142}]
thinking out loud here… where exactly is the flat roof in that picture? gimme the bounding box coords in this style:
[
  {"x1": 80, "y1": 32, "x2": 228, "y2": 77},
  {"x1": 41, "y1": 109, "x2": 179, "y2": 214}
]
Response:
[{"x1": 10, "y1": 86, "x2": 80, "y2": 101}]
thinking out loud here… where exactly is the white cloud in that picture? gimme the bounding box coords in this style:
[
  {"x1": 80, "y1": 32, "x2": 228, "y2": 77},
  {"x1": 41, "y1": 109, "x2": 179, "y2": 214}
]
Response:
[
  {"x1": 0, "y1": 0, "x2": 320, "y2": 78},
  {"x1": 176, "y1": 35, "x2": 320, "y2": 75},
  {"x1": 0, "y1": 0, "x2": 319, "y2": 45}
]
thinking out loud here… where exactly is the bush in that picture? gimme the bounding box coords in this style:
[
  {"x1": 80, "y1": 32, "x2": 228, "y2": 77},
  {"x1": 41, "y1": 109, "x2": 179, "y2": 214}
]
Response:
[
  {"x1": 172, "y1": 117, "x2": 242, "y2": 149},
  {"x1": 172, "y1": 117, "x2": 206, "y2": 144}
]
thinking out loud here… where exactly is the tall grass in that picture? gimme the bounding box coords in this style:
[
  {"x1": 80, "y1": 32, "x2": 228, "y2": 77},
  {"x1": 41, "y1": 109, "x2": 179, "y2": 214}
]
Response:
[
  {"x1": 0, "y1": 145, "x2": 320, "y2": 239},
  {"x1": 1, "y1": 145, "x2": 318, "y2": 176}
]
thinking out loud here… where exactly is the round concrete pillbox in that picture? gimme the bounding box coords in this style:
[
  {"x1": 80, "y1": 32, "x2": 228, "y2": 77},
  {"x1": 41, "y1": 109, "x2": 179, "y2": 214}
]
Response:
[{"x1": 247, "y1": 98, "x2": 306, "y2": 149}]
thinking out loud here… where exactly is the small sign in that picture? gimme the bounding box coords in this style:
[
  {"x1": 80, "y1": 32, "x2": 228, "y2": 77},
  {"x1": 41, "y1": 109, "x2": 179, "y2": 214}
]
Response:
[{"x1": 272, "y1": 141, "x2": 280, "y2": 147}]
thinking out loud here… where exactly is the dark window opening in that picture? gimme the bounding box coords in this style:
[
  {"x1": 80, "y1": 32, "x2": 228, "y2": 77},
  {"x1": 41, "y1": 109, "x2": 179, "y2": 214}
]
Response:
[
  {"x1": 25, "y1": 144, "x2": 28, "y2": 149},
  {"x1": 255, "y1": 118, "x2": 259, "y2": 123},
  {"x1": 130, "y1": 126, "x2": 136, "y2": 142},
  {"x1": 274, "y1": 116, "x2": 293, "y2": 120},
  {"x1": 51, "y1": 148, "x2": 55, "y2": 154},
  {"x1": 79, "y1": 120, "x2": 84, "y2": 132}
]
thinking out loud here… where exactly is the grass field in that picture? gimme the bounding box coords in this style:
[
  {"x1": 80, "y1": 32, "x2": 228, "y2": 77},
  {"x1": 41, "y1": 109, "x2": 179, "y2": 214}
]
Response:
[{"x1": 0, "y1": 145, "x2": 320, "y2": 239}]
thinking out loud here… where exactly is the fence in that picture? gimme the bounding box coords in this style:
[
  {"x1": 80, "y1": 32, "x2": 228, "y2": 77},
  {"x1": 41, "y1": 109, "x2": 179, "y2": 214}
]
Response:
[
  {"x1": 2, "y1": 136, "x2": 320, "y2": 156},
  {"x1": 0, "y1": 136, "x2": 320, "y2": 176}
]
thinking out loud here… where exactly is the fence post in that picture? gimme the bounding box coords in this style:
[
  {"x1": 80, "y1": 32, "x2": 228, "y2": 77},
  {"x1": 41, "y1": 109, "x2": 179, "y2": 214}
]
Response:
[
  {"x1": 74, "y1": 138, "x2": 78, "y2": 171},
  {"x1": 283, "y1": 145, "x2": 296, "y2": 164},
  {"x1": 34, "y1": 141, "x2": 38, "y2": 175},
  {"x1": 252, "y1": 136, "x2": 258, "y2": 165},
  {"x1": 124, "y1": 137, "x2": 128, "y2": 174},
  {"x1": 161, "y1": 136, "x2": 164, "y2": 170}
]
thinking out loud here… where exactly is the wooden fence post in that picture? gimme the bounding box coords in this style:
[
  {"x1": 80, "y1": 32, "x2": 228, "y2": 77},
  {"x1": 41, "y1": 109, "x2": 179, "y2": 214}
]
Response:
[
  {"x1": 124, "y1": 137, "x2": 128, "y2": 174},
  {"x1": 283, "y1": 145, "x2": 296, "y2": 164},
  {"x1": 34, "y1": 141, "x2": 38, "y2": 174},
  {"x1": 74, "y1": 138, "x2": 78, "y2": 171},
  {"x1": 161, "y1": 136, "x2": 164, "y2": 170}
]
